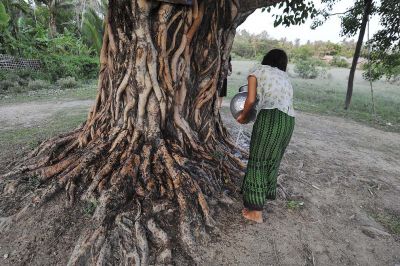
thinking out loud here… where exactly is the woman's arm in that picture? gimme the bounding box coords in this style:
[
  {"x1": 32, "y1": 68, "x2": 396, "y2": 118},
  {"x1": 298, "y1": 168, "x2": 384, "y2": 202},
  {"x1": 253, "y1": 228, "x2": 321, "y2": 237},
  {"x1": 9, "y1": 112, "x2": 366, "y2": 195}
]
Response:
[{"x1": 237, "y1": 75, "x2": 257, "y2": 124}]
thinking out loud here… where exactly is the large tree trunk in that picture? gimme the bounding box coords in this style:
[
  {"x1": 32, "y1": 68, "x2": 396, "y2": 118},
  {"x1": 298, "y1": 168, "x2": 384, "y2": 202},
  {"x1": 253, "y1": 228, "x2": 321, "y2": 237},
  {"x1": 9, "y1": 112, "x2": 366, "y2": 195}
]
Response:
[
  {"x1": 2, "y1": 0, "x2": 281, "y2": 264},
  {"x1": 344, "y1": 0, "x2": 373, "y2": 110}
]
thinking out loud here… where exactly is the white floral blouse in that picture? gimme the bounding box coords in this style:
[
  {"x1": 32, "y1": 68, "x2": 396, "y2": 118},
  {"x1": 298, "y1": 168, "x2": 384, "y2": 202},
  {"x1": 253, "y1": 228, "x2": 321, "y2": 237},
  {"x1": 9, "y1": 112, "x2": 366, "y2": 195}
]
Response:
[{"x1": 249, "y1": 64, "x2": 295, "y2": 117}]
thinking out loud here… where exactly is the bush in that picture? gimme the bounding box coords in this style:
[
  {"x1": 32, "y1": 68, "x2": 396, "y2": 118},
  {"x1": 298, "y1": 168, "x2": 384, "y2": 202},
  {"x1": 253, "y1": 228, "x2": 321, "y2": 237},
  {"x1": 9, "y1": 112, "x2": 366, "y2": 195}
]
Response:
[
  {"x1": 388, "y1": 75, "x2": 400, "y2": 85},
  {"x1": 294, "y1": 59, "x2": 320, "y2": 79},
  {"x1": 291, "y1": 46, "x2": 314, "y2": 61},
  {"x1": 56, "y1": 76, "x2": 79, "y2": 89},
  {"x1": 0, "y1": 80, "x2": 17, "y2": 93},
  {"x1": 0, "y1": 70, "x2": 30, "y2": 93},
  {"x1": 319, "y1": 68, "x2": 329, "y2": 79},
  {"x1": 0, "y1": 69, "x2": 55, "y2": 94},
  {"x1": 0, "y1": 69, "x2": 48, "y2": 82},
  {"x1": 41, "y1": 54, "x2": 99, "y2": 81},
  {"x1": 330, "y1": 56, "x2": 350, "y2": 68},
  {"x1": 27, "y1": 79, "x2": 51, "y2": 91}
]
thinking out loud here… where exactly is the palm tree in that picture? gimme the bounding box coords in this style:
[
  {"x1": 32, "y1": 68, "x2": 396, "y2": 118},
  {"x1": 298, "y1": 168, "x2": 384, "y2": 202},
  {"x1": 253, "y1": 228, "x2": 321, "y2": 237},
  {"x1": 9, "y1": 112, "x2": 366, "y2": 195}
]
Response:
[
  {"x1": 81, "y1": 0, "x2": 107, "y2": 54},
  {"x1": 1, "y1": 0, "x2": 32, "y2": 34},
  {"x1": 0, "y1": 0, "x2": 33, "y2": 55},
  {"x1": 35, "y1": 0, "x2": 74, "y2": 37},
  {"x1": 0, "y1": 3, "x2": 11, "y2": 28}
]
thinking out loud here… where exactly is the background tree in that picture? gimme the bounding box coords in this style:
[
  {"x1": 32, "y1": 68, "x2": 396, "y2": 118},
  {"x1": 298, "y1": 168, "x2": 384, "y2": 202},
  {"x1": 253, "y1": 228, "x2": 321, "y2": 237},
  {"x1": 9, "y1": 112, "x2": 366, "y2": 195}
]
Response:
[
  {"x1": 0, "y1": 0, "x2": 100, "y2": 82},
  {"x1": 81, "y1": 0, "x2": 108, "y2": 54},
  {"x1": 310, "y1": 0, "x2": 400, "y2": 109},
  {"x1": 365, "y1": 0, "x2": 400, "y2": 82},
  {"x1": 0, "y1": 0, "x2": 34, "y2": 55},
  {"x1": 35, "y1": 0, "x2": 75, "y2": 37},
  {"x1": 268, "y1": 0, "x2": 400, "y2": 108},
  {"x1": 343, "y1": 0, "x2": 373, "y2": 110},
  {"x1": 0, "y1": 2, "x2": 11, "y2": 27}
]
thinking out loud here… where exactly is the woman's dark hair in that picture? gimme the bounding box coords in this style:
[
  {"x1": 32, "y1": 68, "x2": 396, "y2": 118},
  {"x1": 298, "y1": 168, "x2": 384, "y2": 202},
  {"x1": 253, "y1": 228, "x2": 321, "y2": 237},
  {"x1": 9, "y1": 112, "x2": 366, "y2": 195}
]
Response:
[{"x1": 261, "y1": 49, "x2": 288, "y2": 71}]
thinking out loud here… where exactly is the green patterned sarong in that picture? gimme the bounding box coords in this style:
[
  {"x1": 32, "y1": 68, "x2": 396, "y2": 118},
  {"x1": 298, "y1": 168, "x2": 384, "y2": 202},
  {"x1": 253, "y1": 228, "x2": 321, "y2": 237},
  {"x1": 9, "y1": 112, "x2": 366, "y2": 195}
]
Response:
[{"x1": 242, "y1": 109, "x2": 295, "y2": 211}]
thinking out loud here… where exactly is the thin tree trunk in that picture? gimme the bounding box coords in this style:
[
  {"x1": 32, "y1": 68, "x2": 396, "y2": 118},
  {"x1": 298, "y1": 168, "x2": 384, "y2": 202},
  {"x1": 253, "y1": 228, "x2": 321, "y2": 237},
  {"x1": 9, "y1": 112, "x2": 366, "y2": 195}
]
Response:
[
  {"x1": 80, "y1": 0, "x2": 87, "y2": 31},
  {"x1": 2, "y1": 0, "x2": 283, "y2": 264},
  {"x1": 344, "y1": 0, "x2": 373, "y2": 110},
  {"x1": 49, "y1": 9, "x2": 57, "y2": 37}
]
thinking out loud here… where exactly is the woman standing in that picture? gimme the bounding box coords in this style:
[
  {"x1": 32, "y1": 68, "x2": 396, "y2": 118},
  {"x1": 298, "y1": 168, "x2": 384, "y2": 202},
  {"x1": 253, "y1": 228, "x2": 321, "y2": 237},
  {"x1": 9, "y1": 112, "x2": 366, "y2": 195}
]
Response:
[{"x1": 237, "y1": 49, "x2": 295, "y2": 223}]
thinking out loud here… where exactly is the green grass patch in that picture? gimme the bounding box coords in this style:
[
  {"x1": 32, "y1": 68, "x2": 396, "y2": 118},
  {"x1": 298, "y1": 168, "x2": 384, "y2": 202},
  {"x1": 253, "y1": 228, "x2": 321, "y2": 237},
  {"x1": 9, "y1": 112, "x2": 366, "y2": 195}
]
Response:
[
  {"x1": 26, "y1": 175, "x2": 41, "y2": 191},
  {"x1": 370, "y1": 211, "x2": 400, "y2": 236},
  {"x1": 83, "y1": 199, "x2": 98, "y2": 216},
  {"x1": 0, "y1": 110, "x2": 87, "y2": 153},
  {"x1": 211, "y1": 150, "x2": 224, "y2": 160},
  {"x1": 286, "y1": 200, "x2": 304, "y2": 210},
  {"x1": 0, "y1": 81, "x2": 97, "y2": 105}
]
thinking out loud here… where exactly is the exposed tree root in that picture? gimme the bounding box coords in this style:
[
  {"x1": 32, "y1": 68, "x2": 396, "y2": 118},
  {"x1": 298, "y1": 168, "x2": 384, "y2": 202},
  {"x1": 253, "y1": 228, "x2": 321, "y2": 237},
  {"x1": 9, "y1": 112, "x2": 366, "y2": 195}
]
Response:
[{"x1": 1, "y1": 131, "x2": 242, "y2": 264}]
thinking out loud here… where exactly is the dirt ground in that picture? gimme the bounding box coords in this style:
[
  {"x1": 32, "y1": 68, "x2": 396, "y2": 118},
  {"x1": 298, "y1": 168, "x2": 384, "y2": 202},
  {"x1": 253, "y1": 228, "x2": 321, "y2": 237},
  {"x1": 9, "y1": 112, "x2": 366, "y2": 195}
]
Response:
[
  {"x1": 0, "y1": 100, "x2": 93, "y2": 130},
  {"x1": 0, "y1": 100, "x2": 399, "y2": 265}
]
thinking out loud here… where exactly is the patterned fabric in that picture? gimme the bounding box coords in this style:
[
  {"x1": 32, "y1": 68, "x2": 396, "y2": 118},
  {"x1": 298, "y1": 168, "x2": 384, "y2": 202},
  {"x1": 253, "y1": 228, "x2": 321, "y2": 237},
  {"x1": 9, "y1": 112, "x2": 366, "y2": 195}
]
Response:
[
  {"x1": 242, "y1": 109, "x2": 295, "y2": 211},
  {"x1": 249, "y1": 64, "x2": 295, "y2": 117}
]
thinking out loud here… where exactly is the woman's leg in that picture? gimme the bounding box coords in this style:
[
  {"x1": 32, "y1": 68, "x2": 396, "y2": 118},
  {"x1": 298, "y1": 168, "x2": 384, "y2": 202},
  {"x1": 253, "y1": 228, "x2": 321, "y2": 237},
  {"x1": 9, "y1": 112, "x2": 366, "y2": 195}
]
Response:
[
  {"x1": 265, "y1": 111, "x2": 295, "y2": 200},
  {"x1": 242, "y1": 110, "x2": 273, "y2": 211},
  {"x1": 242, "y1": 109, "x2": 295, "y2": 219}
]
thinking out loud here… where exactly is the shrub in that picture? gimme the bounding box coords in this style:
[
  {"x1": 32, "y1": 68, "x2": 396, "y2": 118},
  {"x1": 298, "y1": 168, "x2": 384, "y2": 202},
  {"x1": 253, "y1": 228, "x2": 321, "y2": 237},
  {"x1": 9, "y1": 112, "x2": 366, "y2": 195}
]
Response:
[
  {"x1": 0, "y1": 70, "x2": 57, "y2": 94},
  {"x1": 319, "y1": 68, "x2": 328, "y2": 79},
  {"x1": 330, "y1": 56, "x2": 350, "y2": 68},
  {"x1": 0, "y1": 80, "x2": 17, "y2": 93},
  {"x1": 388, "y1": 76, "x2": 400, "y2": 85},
  {"x1": 9, "y1": 84, "x2": 24, "y2": 93},
  {"x1": 19, "y1": 69, "x2": 52, "y2": 81},
  {"x1": 294, "y1": 59, "x2": 320, "y2": 79},
  {"x1": 0, "y1": 70, "x2": 30, "y2": 93},
  {"x1": 41, "y1": 54, "x2": 99, "y2": 81},
  {"x1": 56, "y1": 76, "x2": 79, "y2": 89},
  {"x1": 0, "y1": 69, "x2": 49, "y2": 83},
  {"x1": 291, "y1": 46, "x2": 314, "y2": 61},
  {"x1": 314, "y1": 59, "x2": 329, "y2": 67},
  {"x1": 27, "y1": 79, "x2": 52, "y2": 91}
]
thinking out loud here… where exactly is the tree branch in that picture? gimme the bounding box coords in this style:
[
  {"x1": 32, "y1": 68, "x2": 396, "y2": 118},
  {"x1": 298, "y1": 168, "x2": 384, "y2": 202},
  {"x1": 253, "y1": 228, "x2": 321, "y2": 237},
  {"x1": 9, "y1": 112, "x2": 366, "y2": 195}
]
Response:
[
  {"x1": 239, "y1": 0, "x2": 285, "y2": 12},
  {"x1": 326, "y1": 7, "x2": 357, "y2": 17}
]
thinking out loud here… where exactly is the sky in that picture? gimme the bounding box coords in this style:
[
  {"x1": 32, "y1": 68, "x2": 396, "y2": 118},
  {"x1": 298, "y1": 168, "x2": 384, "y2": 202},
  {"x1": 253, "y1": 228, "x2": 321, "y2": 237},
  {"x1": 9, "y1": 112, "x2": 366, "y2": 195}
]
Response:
[{"x1": 238, "y1": 1, "x2": 381, "y2": 44}]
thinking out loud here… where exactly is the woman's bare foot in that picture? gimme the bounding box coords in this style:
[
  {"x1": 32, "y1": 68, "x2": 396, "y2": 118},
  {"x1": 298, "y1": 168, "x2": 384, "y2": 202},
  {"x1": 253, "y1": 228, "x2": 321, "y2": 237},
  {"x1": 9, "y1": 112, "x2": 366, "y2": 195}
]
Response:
[{"x1": 242, "y1": 208, "x2": 263, "y2": 223}]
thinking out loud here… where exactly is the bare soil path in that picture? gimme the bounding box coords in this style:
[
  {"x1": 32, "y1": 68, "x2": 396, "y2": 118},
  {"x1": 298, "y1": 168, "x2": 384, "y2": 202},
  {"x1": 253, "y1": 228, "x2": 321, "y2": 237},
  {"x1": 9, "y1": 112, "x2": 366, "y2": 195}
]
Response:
[
  {"x1": 203, "y1": 108, "x2": 400, "y2": 265},
  {"x1": 0, "y1": 99, "x2": 399, "y2": 265},
  {"x1": 0, "y1": 100, "x2": 93, "y2": 130}
]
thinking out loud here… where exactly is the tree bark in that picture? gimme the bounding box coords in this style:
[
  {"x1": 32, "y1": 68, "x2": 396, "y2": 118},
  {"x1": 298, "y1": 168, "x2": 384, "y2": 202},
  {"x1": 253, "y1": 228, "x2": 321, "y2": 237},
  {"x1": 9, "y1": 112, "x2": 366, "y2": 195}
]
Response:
[
  {"x1": 2, "y1": 0, "x2": 282, "y2": 264},
  {"x1": 48, "y1": 3, "x2": 57, "y2": 37},
  {"x1": 344, "y1": 0, "x2": 373, "y2": 110}
]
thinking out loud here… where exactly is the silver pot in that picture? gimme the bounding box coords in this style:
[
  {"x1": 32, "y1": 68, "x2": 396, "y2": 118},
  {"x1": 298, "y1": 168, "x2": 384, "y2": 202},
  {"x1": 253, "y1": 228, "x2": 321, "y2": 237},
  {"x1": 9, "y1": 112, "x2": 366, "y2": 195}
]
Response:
[
  {"x1": 230, "y1": 84, "x2": 258, "y2": 123},
  {"x1": 238, "y1": 84, "x2": 248, "y2": 92}
]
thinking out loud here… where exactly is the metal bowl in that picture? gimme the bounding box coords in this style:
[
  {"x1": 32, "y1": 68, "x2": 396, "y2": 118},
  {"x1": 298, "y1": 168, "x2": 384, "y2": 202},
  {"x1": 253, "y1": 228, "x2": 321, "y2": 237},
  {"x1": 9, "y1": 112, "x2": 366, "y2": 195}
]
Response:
[{"x1": 230, "y1": 91, "x2": 258, "y2": 123}]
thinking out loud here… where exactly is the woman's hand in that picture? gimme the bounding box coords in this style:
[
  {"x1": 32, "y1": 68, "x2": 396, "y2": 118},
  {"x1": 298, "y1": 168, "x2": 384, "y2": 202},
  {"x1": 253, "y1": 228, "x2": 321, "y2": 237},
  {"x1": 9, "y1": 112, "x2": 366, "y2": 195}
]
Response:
[
  {"x1": 236, "y1": 113, "x2": 246, "y2": 124},
  {"x1": 236, "y1": 75, "x2": 257, "y2": 124}
]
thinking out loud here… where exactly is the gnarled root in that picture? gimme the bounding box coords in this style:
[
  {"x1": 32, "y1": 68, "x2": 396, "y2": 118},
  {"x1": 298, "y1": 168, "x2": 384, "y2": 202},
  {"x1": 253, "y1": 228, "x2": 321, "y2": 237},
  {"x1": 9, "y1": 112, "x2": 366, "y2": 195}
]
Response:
[
  {"x1": 3, "y1": 130, "x2": 244, "y2": 265},
  {"x1": 0, "y1": 1, "x2": 255, "y2": 263}
]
